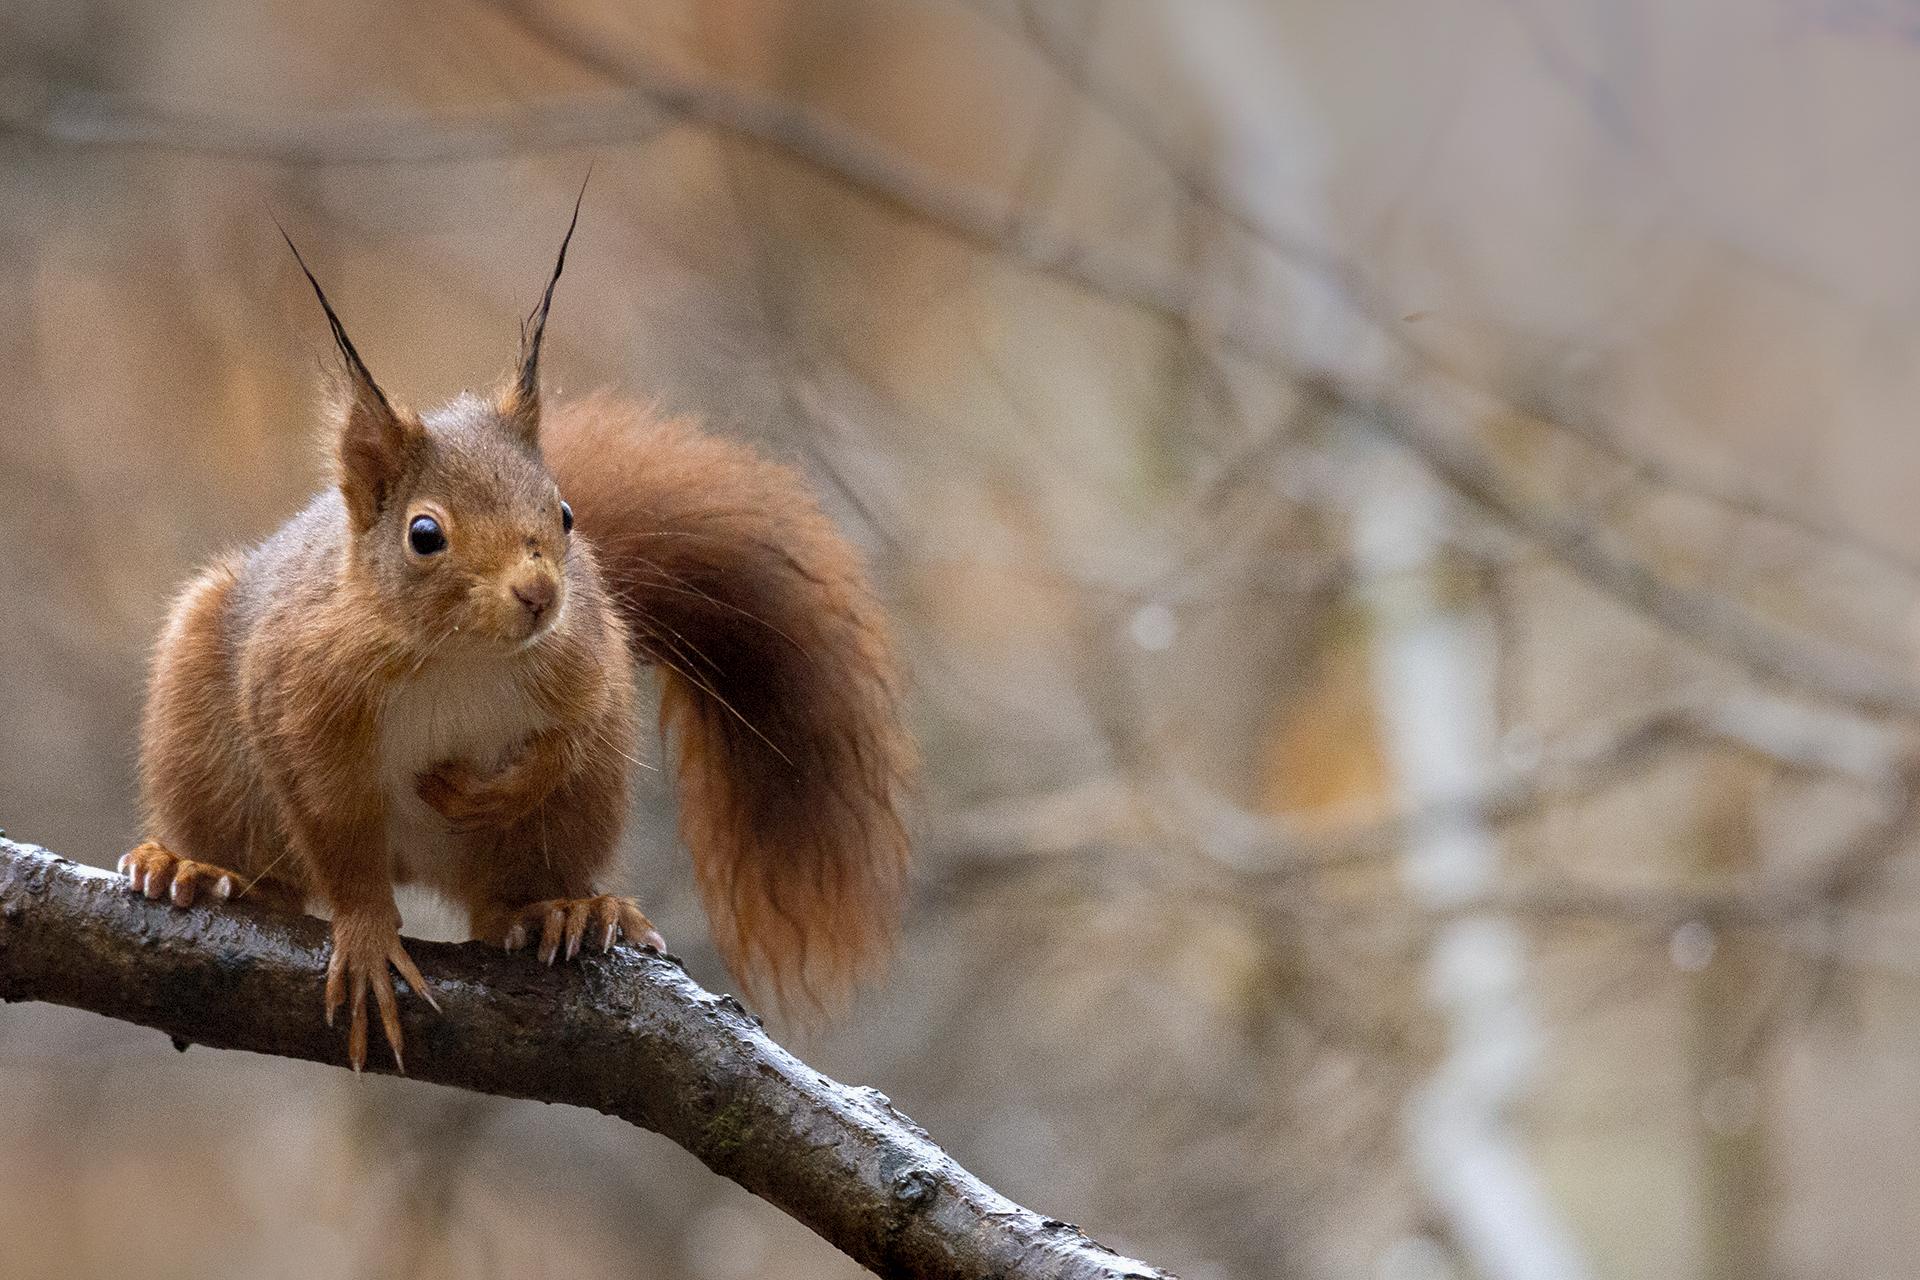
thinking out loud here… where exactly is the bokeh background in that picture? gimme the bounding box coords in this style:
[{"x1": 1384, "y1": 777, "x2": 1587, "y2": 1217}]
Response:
[{"x1": 7, "y1": 2, "x2": 1920, "y2": 1278}]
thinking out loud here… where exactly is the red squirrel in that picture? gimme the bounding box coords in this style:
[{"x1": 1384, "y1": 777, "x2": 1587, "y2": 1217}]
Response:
[{"x1": 119, "y1": 195, "x2": 913, "y2": 1070}]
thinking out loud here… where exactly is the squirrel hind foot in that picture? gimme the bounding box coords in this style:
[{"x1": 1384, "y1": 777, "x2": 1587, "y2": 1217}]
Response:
[
  {"x1": 324, "y1": 908, "x2": 437, "y2": 1075},
  {"x1": 488, "y1": 895, "x2": 665, "y2": 964},
  {"x1": 118, "y1": 842, "x2": 240, "y2": 909}
]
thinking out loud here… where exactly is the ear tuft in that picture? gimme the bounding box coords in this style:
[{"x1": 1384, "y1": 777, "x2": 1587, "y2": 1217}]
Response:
[
  {"x1": 507, "y1": 168, "x2": 591, "y2": 444},
  {"x1": 274, "y1": 219, "x2": 420, "y2": 529},
  {"x1": 275, "y1": 219, "x2": 392, "y2": 417}
]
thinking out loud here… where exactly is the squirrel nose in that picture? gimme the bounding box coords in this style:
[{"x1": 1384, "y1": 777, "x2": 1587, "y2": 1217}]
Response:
[{"x1": 512, "y1": 574, "x2": 557, "y2": 619}]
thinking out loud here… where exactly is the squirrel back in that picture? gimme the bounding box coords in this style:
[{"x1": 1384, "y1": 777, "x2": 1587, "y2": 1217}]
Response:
[{"x1": 544, "y1": 396, "x2": 913, "y2": 1012}]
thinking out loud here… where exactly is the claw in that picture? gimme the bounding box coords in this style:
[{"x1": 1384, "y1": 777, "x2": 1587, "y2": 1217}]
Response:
[
  {"x1": 492, "y1": 895, "x2": 666, "y2": 963},
  {"x1": 326, "y1": 911, "x2": 434, "y2": 1073},
  {"x1": 370, "y1": 968, "x2": 401, "y2": 1072},
  {"x1": 563, "y1": 906, "x2": 591, "y2": 960},
  {"x1": 389, "y1": 939, "x2": 440, "y2": 1014}
]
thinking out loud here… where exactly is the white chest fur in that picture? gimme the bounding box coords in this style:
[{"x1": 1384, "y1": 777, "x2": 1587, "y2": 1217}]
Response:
[{"x1": 379, "y1": 652, "x2": 551, "y2": 891}]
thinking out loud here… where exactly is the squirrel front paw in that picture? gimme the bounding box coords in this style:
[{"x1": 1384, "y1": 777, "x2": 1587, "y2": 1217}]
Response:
[
  {"x1": 325, "y1": 908, "x2": 439, "y2": 1073},
  {"x1": 119, "y1": 842, "x2": 240, "y2": 908},
  {"x1": 492, "y1": 895, "x2": 666, "y2": 964},
  {"x1": 415, "y1": 758, "x2": 530, "y2": 833}
]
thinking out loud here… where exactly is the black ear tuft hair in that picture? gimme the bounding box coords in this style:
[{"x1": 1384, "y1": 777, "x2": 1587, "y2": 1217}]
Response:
[
  {"x1": 272, "y1": 216, "x2": 392, "y2": 414},
  {"x1": 514, "y1": 166, "x2": 591, "y2": 407}
]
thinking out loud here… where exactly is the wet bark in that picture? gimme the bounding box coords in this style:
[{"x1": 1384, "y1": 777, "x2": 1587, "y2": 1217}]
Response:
[{"x1": 0, "y1": 837, "x2": 1170, "y2": 1280}]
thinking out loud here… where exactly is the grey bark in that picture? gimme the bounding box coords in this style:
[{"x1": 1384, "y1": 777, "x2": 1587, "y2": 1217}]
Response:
[{"x1": 0, "y1": 836, "x2": 1170, "y2": 1280}]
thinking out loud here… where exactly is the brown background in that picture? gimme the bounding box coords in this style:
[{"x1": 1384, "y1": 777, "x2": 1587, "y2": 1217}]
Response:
[{"x1": 6, "y1": 2, "x2": 1920, "y2": 1278}]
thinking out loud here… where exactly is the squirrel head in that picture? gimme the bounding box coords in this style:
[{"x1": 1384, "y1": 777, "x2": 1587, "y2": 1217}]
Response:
[{"x1": 278, "y1": 181, "x2": 586, "y2": 654}]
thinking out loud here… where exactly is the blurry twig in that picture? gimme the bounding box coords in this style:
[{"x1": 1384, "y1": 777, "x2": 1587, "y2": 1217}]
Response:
[
  {"x1": 1474, "y1": 761, "x2": 1920, "y2": 928},
  {"x1": 0, "y1": 81, "x2": 673, "y2": 163},
  {"x1": 939, "y1": 687, "x2": 1908, "y2": 876},
  {"x1": 1513, "y1": 401, "x2": 1920, "y2": 583},
  {"x1": 1322, "y1": 377, "x2": 1920, "y2": 718},
  {"x1": 929, "y1": 706, "x2": 1920, "y2": 968},
  {"x1": 1000, "y1": 1, "x2": 1920, "y2": 584}
]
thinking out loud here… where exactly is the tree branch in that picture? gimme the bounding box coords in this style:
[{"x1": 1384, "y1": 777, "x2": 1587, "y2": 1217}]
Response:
[
  {"x1": 0, "y1": 836, "x2": 1170, "y2": 1280},
  {"x1": 0, "y1": 81, "x2": 673, "y2": 164}
]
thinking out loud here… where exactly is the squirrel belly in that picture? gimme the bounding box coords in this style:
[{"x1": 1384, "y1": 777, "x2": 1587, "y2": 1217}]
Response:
[{"x1": 376, "y1": 643, "x2": 563, "y2": 892}]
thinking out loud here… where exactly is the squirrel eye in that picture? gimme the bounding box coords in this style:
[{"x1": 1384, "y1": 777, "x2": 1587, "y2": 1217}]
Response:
[
  {"x1": 560, "y1": 500, "x2": 574, "y2": 535},
  {"x1": 407, "y1": 514, "x2": 447, "y2": 556}
]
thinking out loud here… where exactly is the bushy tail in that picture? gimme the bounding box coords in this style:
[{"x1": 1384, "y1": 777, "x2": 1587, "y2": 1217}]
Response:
[{"x1": 544, "y1": 395, "x2": 913, "y2": 1012}]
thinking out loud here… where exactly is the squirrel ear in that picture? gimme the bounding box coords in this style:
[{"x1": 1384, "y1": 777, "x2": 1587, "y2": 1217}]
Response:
[
  {"x1": 331, "y1": 373, "x2": 421, "y2": 532},
  {"x1": 505, "y1": 169, "x2": 589, "y2": 446},
  {"x1": 275, "y1": 221, "x2": 418, "y2": 530}
]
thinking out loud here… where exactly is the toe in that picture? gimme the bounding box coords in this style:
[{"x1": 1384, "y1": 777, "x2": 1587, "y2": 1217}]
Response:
[
  {"x1": 371, "y1": 972, "x2": 403, "y2": 1074},
  {"x1": 120, "y1": 845, "x2": 159, "y2": 894},
  {"x1": 347, "y1": 974, "x2": 369, "y2": 1073},
  {"x1": 616, "y1": 900, "x2": 666, "y2": 952},
  {"x1": 563, "y1": 903, "x2": 592, "y2": 960},
  {"x1": 538, "y1": 906, "x2": 566, "y2": 965},
  {"x1": 324, "y1": 950, "x2": 346, "y2": 1029},
  {"x1": 167, "y1": 860, "x2": 224, "y2": 908},
  {"x1": 590, "y1": 898, "x2": 621, "y2": 952}
]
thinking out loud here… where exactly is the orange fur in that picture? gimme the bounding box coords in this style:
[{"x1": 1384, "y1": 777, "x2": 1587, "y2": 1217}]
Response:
[{"x1": 543, "y1": 396, "x2": 914, "y2": 1013}]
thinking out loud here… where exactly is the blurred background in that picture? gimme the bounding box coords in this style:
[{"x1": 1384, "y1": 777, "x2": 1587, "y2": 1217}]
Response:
[{"x1": 7, "y1": 2, "x2": 1920, "y2": 1278}]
